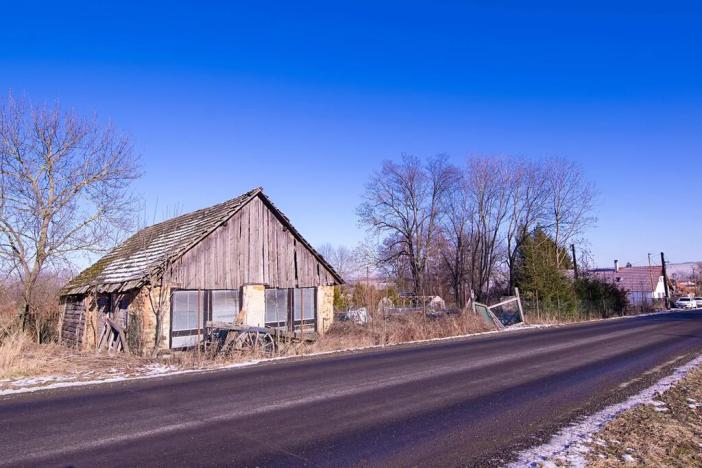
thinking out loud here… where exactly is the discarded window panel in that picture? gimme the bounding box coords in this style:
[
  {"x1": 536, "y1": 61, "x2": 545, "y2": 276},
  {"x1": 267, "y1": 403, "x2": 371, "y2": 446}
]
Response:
[
  {"x1": 474, "y1": 294, "x2": 524, "y2": 329},
  {"x1": 491, "y1": 300, "x2": 523, "y2": 327}
]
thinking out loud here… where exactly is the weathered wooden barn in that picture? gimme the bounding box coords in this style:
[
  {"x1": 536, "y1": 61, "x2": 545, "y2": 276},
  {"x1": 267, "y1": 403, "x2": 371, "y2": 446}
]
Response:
[{"x1": 60, "y1": 187, "x2": 343, "y2": 351}]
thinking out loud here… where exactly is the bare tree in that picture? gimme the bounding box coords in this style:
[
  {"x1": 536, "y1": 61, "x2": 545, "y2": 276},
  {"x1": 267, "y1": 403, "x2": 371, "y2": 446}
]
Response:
[
  {"x1": 693, "y1": 263, "x2": 702, "y2": 295},
  {"x1": 317, "y1": 243, "x2": 358, "y2": 281},
  {"x1": 438, "y1": 171, "x2": 473, "y2": 307},
  {"x1": 464, "y1": 157, "x2": 512, "y2": 301},
  {"x1": 144, "y1": 261, "x2": 171, "y2": 357},
  {"x1": 504, "y1": 159, "x2": 549, "y2": 289},
  {"x1": 357, "y1": 154, "x2": 457, "y2": 295},
  {"x1": 0, "y1": 94, "x2": 139, "y2": 333},
  {"x1": 542, "y1": 158, "x2": 596, "y2": 269}
]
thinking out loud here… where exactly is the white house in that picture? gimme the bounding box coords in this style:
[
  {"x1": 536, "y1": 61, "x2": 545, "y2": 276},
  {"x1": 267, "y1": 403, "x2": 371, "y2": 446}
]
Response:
[{"x1": 590, "y1": 260, "x2": 667, "y2": 306}]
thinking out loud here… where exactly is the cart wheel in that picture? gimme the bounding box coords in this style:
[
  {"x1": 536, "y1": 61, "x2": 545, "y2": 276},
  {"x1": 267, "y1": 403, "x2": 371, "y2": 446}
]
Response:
[
  {"x1": 218, "y1": 331, "x2": 238, "y2": 356},
  {"x1": 259, "y1": 333, "x2": 276, "y2": 354},
  {"x1": 234, "y1": 331, "x2": 276, "y2": 355}
]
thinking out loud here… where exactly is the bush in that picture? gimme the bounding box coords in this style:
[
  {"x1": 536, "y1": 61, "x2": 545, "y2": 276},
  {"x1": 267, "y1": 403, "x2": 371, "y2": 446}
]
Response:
[
  {"x1": 574, "y1": 276, "x2": 629, "y2": 318},
  {"x1": 332, "y1": 286, "x2": 349, "y2": 311}
]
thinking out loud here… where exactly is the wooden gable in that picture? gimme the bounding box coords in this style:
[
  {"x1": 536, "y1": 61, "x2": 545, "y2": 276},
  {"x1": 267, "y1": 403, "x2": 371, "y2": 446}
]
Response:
[{"x1": 169, "y1": 193, "x2": 340, "y2": 289}]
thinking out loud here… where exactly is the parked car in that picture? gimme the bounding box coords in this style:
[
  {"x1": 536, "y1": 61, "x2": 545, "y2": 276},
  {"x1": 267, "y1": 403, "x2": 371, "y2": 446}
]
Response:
[
  {"x1": 674, "y1": 297, "x2": 697, "y2": 309},
  {"x1": 695, "y1": 297, "x2": 702, "y2": 308}
]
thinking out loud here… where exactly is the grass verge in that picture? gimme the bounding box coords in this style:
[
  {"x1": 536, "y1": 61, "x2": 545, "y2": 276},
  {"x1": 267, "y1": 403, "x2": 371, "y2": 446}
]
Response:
[{"x1": 585, "y1": 364, "x2": 702, "y2": 466}]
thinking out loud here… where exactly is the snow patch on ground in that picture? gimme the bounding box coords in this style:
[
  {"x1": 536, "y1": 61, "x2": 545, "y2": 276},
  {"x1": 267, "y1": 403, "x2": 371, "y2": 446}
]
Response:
[
  {"x1": 0, "y1": 358, "x2": 293, "y2": 396},
  {"x1": 622, "y1": 453, "x2": 636, "y2": 463},
  {"x1": 509, "y1": 352, "x2": 702, "y2": 468}
]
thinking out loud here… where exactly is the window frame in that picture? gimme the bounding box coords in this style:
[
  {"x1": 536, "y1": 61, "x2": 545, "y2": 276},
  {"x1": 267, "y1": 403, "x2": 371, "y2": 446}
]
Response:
[
  {"x1": 169, "y1": 288, "x2": 241, "y2": 349},
  {"x1": 264, "y1": 287, "x2": 318, "y2": 331}
]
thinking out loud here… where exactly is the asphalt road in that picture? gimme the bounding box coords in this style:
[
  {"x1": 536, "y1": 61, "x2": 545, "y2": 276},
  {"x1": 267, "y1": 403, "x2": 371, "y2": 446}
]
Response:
[{"x1": 3, "y1": 311, "x2": 702, "y2": 467}]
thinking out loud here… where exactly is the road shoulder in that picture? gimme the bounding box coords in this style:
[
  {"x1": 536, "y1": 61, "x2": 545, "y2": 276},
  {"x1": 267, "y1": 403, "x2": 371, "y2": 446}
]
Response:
[{"x1": 510, "y1": 350, "x2": 702, "y2": 466}]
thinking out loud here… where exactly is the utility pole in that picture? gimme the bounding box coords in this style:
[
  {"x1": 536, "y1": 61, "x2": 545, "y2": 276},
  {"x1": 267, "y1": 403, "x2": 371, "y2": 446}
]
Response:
[
  {"x1": 571, "y1": 244, "x2": 578, "y2": 279},
  {"x1": 661, "y1": 252, "x2": 670, "y2": 309}
]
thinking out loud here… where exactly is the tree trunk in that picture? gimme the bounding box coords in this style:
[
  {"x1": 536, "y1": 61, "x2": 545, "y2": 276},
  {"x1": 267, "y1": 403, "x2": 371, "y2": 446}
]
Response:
[{"x1": 151, "y1": 310, "x2": 162, "y2": 358}]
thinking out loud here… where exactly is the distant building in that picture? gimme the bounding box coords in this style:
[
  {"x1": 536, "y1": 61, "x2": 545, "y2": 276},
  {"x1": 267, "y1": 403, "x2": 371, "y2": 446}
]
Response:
[
  {"x1": 675, "y1": 280, "x2": 697, "y2": 296},
  {"x1": 589, "y1": 260, "x2": 667, "y2": 306}
]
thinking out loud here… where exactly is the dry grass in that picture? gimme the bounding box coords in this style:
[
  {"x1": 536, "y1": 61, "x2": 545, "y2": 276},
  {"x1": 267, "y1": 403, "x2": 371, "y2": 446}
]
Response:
[
  {"x1": 0, "y1": 310, "x2": 492, "y2": 388},
  {"x1": 525, "y1": 309, "x2": 657, "y2": 326},
  {"x1": 0, "y1": 332, "x2": 160, "y2": 381},
  {"x1": 0, "y1": 329, "x2": 35, "y2": 378},
  {"x1": 585, "y1": 365, "x2": 702, "y2": 467},
  {"x1": 0, "y1": 315, "x2": 160, "y2": 382},
  {"x1": 155, "y1": 311, "x2": 493, "y2": 368},
  {"x1": 308, "y1": 311, "x2": 492, "y2": 353}
]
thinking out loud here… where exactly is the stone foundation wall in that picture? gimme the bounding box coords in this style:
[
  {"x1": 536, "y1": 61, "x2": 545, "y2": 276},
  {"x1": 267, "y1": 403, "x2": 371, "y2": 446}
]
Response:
[
  {"x1": 317, "y1": 285, "x2": 335, "y2": 334},
  {"x1": 135, "y1": 286, "x2": 171, "y2": 353}
]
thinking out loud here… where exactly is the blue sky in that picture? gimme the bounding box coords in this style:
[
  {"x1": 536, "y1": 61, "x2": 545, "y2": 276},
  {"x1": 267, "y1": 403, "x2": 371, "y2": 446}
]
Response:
[{"x1": 1, "y1": 1, "x2": 700, "y2": 267}]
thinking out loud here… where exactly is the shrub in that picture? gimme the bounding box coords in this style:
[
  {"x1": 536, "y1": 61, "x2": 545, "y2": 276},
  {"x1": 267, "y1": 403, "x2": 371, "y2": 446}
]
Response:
[{"x1": 575, "y1": 276, "x2": 629, "y2": 318}]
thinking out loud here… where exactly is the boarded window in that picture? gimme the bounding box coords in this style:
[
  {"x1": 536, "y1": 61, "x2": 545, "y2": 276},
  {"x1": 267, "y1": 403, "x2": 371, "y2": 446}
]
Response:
[
  {"x1": 211, "y1": 290, "x2": 239, "y2": 323},
  {"x1": 61, "y1": 295, "x2": 86, "y2": 348},
  {"x1": 97, "y1": 295, "x2": 112, "y2": 315},
  {"x1": 114, "y1": 294, "x2": 131, "y2": 329}
]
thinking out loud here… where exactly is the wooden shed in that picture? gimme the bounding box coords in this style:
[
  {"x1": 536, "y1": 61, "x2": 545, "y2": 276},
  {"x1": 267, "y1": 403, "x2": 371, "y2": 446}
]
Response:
[{"x1": 60, "y1": 187, "x2": 343, "y2": 352}]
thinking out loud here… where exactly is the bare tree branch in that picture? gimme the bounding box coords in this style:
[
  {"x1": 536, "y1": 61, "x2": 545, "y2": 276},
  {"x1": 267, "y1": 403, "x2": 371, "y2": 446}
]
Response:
[{"x1": 0, "y1": 93, "x2": 140, "y2": 329}]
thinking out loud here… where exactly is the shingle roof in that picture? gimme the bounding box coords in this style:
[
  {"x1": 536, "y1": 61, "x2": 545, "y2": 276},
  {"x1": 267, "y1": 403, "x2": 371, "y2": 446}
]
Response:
[
  {"x1": 63, "y1": 187, "x2": 343, "y2": 294},
  {"x1": 590, "y1": 266, "x2": 664, "y2": 293},
  {"x1": 63, "y1": 188, "x2": 262, "y2": 294}
]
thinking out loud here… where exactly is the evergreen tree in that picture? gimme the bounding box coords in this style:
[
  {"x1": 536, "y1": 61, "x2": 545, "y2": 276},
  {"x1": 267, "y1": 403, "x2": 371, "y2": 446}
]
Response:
[{"x1": 514, "y1": 227, "x2": 577, "y2": 315}]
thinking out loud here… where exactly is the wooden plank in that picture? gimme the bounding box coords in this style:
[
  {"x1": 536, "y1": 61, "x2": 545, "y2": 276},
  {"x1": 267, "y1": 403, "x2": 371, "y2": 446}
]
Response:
[
  {"x1": 242, "y1": 201, "x2": 250, "y2": 283},
  {"x1": 254, "y1": 198, "x2": 265, "y2": 283},
  {"x1": 263, "y1": 203, "x2": 270, "y2": 284}
]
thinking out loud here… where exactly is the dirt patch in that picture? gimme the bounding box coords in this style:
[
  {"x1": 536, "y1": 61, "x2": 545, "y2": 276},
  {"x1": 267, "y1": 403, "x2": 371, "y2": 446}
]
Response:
[{"x1": 585, "y1": 366, "x2": 702, "y2": 467}]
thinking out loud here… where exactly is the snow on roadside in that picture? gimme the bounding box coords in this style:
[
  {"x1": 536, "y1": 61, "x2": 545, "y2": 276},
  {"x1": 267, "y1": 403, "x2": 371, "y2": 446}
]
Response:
[{"x1": 509, "y1": 352, "x2": 702, "y2": 468}]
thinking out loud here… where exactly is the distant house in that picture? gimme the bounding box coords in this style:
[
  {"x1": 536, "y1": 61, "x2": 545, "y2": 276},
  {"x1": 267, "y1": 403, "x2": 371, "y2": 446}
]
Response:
[
  {"x1": 60, "y1": 187, "x2": 343, "y2": 351},
  {"x1": 589, "y1": 260, "x2": 667, "y2": 306},
  {"x1": 675, "y1": 280, "x2": 697, "y2": 296}
]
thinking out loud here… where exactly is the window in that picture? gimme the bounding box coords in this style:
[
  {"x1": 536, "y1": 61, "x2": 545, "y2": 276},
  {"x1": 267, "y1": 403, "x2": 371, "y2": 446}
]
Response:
[
  {"x1": 294, "y1": 288, "x2": 316, "y2": 321},
  {"x1": 265, "y1": 287, "x2": 316, "y2": 329},
  {"x1": 172, "y1": 290, "x2": 202, "y2": 332},
  {"x1": 211, "y1": 290, "x2": 239, "y2": 323},
  {"x1": 265, "y1": 288, "x2": 289, "y2": 326},
  {"x1": 171, "y1": 289, "x2": 240, "y2": 349}
]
